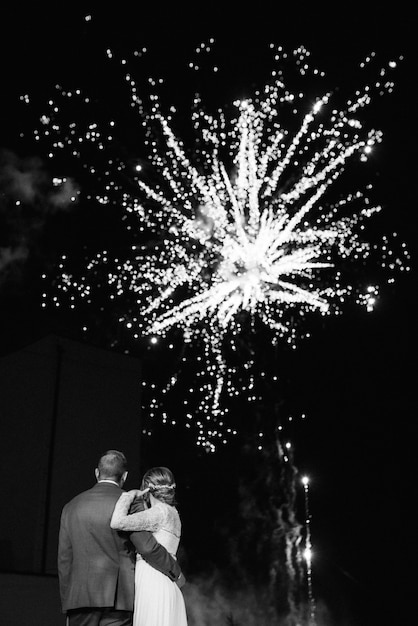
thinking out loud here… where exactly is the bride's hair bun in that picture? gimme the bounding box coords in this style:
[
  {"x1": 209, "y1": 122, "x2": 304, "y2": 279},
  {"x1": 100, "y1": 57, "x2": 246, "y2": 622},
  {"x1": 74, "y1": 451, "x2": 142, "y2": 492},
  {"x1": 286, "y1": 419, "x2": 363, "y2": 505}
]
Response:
[{"x1": 141, "y1": 466, "x2": 176, "y2": 505}]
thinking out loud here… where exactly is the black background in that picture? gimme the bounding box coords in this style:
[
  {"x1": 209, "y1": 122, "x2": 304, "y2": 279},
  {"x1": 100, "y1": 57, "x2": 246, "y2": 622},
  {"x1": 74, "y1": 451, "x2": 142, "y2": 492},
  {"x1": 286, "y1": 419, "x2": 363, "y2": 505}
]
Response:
[{"x1": 0, "y1": 6, "x2": 417, "y2": 625}]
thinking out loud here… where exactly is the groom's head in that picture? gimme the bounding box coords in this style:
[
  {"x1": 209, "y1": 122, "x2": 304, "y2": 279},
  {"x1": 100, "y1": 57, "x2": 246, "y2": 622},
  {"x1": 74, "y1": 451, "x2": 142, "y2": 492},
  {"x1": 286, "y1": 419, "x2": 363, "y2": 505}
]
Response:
[{"x1": 95, "y1": 450, "x2": 128, "y2": 486}]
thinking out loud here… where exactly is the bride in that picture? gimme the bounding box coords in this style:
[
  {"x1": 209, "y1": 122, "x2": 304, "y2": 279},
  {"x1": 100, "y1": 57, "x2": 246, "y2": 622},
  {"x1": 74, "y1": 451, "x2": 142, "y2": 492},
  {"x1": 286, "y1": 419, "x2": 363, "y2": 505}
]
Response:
[{"x1": 111, "y1": 466, "x2": 188, "y2": 626}]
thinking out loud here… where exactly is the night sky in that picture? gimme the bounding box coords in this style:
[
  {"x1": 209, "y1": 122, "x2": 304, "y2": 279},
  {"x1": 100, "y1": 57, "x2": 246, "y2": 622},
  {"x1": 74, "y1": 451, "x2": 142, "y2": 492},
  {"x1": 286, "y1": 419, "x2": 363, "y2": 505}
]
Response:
[{"x1": 1, "y1": 7, "x2": 417, "y2": 626}]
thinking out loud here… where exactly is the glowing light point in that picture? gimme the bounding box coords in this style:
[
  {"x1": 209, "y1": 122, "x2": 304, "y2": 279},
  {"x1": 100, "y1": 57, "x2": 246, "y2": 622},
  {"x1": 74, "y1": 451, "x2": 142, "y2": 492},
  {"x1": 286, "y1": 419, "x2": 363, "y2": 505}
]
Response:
[{"x1": 303, "y1": 547, "x2": 312, "y2": 564}]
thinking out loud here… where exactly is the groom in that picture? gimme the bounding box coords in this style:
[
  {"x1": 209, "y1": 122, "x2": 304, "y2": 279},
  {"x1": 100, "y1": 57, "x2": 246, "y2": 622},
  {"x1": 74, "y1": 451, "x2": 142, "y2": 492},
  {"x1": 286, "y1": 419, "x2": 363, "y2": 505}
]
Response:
[{"x1": 58, "y1": 449, "x2": 184, "y2": 625}]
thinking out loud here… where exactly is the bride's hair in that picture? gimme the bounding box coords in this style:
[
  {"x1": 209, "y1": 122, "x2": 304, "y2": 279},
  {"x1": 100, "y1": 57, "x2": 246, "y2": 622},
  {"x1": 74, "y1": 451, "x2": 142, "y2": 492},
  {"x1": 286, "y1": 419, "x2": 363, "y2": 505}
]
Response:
[{"x1": 141, "y1": 466, "x2": 176, "y2": 506}]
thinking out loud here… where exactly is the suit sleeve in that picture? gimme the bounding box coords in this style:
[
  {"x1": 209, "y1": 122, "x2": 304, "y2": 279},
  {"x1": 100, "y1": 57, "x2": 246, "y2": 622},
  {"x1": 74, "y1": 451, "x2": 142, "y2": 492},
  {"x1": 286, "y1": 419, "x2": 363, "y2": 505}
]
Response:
[
  {"x1": 128, "y1": 530, "x2": 182, "y2": 581},
  {"x1": 57, "y1": 506, "x2": 72, "y2": 608}
]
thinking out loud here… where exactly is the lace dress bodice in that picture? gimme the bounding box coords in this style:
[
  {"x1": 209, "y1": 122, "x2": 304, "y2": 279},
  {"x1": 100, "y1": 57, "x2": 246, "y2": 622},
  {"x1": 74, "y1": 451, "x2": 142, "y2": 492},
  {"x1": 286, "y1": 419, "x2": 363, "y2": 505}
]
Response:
[{"x1": 110, "y1": 493, "x2": 181, "y2": 555}]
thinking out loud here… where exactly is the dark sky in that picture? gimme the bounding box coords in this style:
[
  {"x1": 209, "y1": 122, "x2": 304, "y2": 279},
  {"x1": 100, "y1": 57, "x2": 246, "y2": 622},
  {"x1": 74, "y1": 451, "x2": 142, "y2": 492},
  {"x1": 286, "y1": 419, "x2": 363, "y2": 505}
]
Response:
[{"x1": 1, "y1": 7, "x2": 417, "y2": 626}]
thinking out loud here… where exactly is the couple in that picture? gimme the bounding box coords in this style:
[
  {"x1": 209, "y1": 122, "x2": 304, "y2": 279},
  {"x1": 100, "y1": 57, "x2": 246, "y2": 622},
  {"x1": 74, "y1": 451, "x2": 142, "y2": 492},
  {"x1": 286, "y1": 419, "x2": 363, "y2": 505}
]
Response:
[{"x1": 58, "y1": 449, "x2": 188, "y2": 625}]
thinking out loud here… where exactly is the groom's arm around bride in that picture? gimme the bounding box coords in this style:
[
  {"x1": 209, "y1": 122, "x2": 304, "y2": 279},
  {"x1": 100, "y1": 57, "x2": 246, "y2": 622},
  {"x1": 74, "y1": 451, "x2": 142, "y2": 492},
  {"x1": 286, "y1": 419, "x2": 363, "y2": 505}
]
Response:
[{"x1": 127, "y1": 493, "x2": 185, "y2": 586}]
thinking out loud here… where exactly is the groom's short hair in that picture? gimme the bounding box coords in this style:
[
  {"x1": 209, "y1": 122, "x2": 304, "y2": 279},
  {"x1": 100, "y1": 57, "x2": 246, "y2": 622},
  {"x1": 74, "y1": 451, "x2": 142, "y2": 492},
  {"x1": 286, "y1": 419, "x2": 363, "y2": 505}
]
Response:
[{"x1": 97, "y1": 450, "x2": 128, "y2": 482}]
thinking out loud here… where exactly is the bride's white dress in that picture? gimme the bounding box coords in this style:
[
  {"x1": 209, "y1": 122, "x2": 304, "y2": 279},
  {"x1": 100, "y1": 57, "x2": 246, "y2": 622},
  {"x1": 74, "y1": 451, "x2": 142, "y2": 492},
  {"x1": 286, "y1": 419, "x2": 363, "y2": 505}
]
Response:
[{"x1": 111, "y1": 494, "x2": 187, "y2": 626}]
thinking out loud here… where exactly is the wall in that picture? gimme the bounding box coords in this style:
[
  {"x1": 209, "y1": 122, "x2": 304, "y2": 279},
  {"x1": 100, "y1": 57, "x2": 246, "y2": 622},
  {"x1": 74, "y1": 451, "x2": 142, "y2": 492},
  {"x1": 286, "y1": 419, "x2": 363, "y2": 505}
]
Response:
[{"x1": 0, "y1": 334, "x2": 142, "y2": 574}]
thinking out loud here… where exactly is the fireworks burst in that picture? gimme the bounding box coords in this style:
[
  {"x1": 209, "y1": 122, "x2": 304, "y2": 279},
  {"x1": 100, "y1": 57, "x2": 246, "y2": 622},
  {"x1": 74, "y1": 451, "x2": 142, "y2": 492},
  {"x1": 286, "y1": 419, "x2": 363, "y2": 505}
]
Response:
[{"x1": 22, "y1": 42, "x2": 409, "y2": 449}]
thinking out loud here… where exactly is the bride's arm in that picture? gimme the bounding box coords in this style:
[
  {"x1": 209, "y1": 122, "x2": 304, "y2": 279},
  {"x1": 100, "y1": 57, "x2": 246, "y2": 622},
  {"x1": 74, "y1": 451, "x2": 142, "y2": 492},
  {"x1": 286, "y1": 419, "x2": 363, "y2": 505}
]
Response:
[{"x1": 110, "y1": 492, "x2": 165, "y2": 532}]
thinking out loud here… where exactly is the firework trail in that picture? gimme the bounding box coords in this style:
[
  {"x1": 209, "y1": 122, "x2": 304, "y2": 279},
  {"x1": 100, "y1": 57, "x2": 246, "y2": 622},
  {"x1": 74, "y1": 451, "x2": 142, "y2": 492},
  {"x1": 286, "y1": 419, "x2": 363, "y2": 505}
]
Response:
[{"x1": 21, "y1": 42, "x2": 409, "y2": 448}]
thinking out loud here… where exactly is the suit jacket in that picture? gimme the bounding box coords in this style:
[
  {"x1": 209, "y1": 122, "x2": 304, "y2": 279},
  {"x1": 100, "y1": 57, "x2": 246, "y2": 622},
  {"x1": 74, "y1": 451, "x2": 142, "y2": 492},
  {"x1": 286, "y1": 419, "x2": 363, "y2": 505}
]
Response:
[{"x1": 58, "y1": 481, "x2": 181, "y2": 613}]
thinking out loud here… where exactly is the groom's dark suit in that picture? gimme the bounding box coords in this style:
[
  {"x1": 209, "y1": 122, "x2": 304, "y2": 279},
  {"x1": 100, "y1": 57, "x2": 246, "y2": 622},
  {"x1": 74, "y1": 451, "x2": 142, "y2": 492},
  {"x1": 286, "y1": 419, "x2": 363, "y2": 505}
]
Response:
[{"x1": 58, "y1": 481, "x2": 181, "y2": 624}]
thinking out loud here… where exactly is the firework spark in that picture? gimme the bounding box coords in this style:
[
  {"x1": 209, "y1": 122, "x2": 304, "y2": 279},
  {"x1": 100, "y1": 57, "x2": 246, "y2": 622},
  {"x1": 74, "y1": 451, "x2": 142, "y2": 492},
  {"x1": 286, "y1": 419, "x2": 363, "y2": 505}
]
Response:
[{"x1": 25, "y1": 43, "x2": 409, "y2": 449}]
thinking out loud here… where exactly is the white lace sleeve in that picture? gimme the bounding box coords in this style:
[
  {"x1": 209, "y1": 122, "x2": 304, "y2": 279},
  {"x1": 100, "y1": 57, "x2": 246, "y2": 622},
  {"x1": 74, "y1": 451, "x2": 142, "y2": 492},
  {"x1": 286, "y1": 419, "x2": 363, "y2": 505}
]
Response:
[{"x1": 110, "y1": 494, "x2": 165, "y2": 532}]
